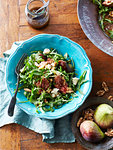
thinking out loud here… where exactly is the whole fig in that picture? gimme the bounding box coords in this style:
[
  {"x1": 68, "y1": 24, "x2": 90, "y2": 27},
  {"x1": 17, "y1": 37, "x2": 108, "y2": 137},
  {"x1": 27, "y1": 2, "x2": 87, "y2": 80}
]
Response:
[
  {"x1": 94, "y1": 104, "x2": 113, "y2": 129},
  {"x1": 80, "y1": 120, "x2": 105, "y2": 143}
]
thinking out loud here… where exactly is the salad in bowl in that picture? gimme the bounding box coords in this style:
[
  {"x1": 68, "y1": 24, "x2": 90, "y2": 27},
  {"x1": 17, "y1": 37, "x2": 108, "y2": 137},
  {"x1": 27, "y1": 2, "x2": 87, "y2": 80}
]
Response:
[
  {"x1": 19, "y1": 48, "x2": 87, "y2": 113},
  {"x1": 6, "y1": 34, "x2": 92, "y2": 119}
]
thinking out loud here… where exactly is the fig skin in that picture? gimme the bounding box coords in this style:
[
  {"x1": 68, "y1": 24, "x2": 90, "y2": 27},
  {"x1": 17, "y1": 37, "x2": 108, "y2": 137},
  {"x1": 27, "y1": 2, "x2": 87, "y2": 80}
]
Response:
[
  {"x1": 80, "y1": 120, "x2": 105, "y2": 143},
  {"x1": 94, "y1": 104, "x2": 113, "y2": 129}
]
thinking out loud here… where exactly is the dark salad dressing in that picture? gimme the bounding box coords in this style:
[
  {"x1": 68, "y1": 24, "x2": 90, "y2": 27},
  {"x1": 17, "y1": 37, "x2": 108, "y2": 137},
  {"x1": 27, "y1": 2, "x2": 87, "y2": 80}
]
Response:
[{"x1": 27, "y1": 7, "x2": 49, "y2": 28}]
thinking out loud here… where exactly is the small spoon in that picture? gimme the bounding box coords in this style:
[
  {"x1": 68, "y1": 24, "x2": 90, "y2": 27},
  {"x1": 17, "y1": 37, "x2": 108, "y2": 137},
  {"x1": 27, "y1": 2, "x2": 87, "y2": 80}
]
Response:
[{"x1": 34, "y1": 0, "x2": 49, "y2": 14}]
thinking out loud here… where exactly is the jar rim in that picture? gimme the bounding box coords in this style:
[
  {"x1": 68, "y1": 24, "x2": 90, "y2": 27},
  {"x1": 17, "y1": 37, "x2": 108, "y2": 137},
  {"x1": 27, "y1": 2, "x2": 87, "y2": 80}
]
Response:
[{"x1": 26, "y1": 0, "x2": 46, "y2": 16}]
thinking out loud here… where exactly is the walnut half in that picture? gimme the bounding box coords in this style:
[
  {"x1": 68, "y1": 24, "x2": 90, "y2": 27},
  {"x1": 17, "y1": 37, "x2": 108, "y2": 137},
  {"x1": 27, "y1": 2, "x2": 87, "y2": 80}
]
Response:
[
  {"x1": 96, "y1": 90, "x2": 105, "y2": 96},
  {"x1": 105, "y1": 128, "x2": 113, "y2": 137}
]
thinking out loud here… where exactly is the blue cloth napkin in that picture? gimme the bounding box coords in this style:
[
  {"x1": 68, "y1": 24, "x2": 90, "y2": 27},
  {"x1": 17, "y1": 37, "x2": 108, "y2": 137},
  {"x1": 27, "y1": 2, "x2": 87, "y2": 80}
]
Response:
[{"x1": 0, "y1": 41, "x2": 75, "y2": 143}]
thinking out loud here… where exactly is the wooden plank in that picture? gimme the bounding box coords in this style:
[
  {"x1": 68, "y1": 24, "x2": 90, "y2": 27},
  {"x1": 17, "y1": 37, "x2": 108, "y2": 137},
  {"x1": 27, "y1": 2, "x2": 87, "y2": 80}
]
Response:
[
  {"x1": 0, "y1": 124, "x2": 20, "y2": 150},
  {"x1": 0, "y1": 0, "x2": 9, "y2": 56},
  {"x1": 21, "y1": 137, "x2": 76, "y2": 150},
  {"x1": 19, "y1": 0, "x2": 76, "y2": 6},
  {"x1": 0, "y1": 0, "x2": 20, "y2": 149},
  {"x1": 7, "y1": 1, "x2": 19, "y2": 49},
  {"x1": 20, "y1": 126, "x2": 38, "y2": 141},
  {"x1": 20, "y1": 126, "x2": 77, "y2": 150},
  {"x1": 18, "y1": 24, "x2": 84, "y2": 40}
]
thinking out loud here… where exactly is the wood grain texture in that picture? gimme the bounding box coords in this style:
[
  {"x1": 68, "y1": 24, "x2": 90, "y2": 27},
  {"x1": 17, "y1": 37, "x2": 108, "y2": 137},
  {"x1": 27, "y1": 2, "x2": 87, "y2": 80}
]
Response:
[{"x1": 0, "y1": 0, "x2": 113, "y2": 150}]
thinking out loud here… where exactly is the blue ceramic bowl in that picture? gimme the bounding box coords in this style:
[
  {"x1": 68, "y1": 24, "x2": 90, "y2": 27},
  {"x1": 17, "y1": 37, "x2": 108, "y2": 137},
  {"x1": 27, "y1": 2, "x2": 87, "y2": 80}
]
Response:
[{"x1": 6, "y1": 34, "x2": 92, "y2": 119}]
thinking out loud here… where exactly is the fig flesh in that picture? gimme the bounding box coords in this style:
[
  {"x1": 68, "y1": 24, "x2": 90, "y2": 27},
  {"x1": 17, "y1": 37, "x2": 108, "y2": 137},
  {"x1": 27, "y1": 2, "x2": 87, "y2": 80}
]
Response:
[
  {"x1": 94, "y1": 104, "x2": 113, "y2": 129},
  {"x1": 80, "y1": 120, "x2": 105, "y2": 143}
]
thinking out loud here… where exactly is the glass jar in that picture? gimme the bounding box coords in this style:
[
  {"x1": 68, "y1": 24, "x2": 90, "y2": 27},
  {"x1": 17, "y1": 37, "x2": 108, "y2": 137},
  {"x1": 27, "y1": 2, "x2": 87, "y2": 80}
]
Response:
[{"x1": 25, "y1": 0, "x2": 50, "y2": 29}]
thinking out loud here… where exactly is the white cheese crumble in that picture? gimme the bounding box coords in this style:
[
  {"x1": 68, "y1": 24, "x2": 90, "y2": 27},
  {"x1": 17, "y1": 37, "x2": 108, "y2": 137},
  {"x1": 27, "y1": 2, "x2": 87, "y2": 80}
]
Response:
[
  {"x1": 51, "y1": 88, "x2": 59, "y2": 95},
  {"x1": 43, "y1": 48, "x2": 50, "y2": 54},
  {"x1": 34, "y1": 62, "x2": 39, "y2": 67},
  {"x1": 72, "y1": 77, "x2": 79, "y2": 85},
  {"x1": 51, "y1": 62, "x2": 55, "y2": 67},
  {"x1": 39, "y1": 64, "x2": 45, "y2": 69},
  {"x1": 51, "y1": 93, "x2": 56, "y2": 98},
  {"x1": 45, "y1": 64, "x2": 51, "y2": 69},
  {"x1": 20, "y1": 67, "x2": 24, "y2": 73},
  {"x1": 38, "y1": 62, "x2": 47, "y2": 69},
  {"x1": 51, "y1": 88, "x2": 59, "y2": 98}
]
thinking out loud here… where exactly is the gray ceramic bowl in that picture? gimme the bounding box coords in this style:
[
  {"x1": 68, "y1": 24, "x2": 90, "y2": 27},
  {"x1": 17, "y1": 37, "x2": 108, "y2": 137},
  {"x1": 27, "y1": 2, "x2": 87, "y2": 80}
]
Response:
[
  {"x1": 77, "y1": 0, "x2": 113, "y2": 56},
  {"x1": 71, "y1": 97, "x2": 113, "y2": 150}
]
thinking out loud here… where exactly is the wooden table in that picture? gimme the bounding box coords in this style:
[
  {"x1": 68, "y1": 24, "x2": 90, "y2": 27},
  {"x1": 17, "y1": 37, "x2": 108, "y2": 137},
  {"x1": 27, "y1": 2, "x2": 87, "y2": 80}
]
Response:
[{"x1": 0, "y1": 0, "x2": 113, "y2": 149}]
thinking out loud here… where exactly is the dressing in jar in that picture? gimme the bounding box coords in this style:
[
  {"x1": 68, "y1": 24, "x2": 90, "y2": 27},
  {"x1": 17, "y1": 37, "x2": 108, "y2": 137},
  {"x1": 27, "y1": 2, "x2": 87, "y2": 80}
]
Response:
[{"x1": 25, "y1": 0, "x2": 50, "y2": 29}]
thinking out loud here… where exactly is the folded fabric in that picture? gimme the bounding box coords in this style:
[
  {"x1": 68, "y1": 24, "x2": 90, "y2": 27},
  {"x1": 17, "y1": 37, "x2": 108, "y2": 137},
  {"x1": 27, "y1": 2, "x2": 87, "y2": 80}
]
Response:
[{"x1": 0, "y1": 41, "x2": 75, "y2": 143}]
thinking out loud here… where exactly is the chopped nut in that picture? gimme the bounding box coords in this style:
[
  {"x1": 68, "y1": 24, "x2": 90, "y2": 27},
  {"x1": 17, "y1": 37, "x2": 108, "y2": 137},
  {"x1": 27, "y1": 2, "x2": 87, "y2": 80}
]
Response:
[
  {"x1": 51, "y1": 62, "x2": 57, "y2": 67},
  {"x1": 38, "y1": 61, "x2": 47, "y2": 69},
  {"x1": 102, "y1": 81, "x2": 109, "y2": 92},
  {"x1": 66, "y1": 87, "x2": 74, "y2": 93},
  {"x1": 84, "y1": 115, "x2": 94, "y2": 121},
  {"x1": 84, "y1": 108, "x2": 94, "y2": 115},
  {"x1": 77, "y1": 108, "x2": 95, "y2": 127},
  {"x1": 44, "y1": 99, "x2": 48, "y2": 103},
  {"x1": 84, "y1": 114, "x2": 89, "y2": 119},
  {"x1": 77, "y1": 117, "x2": 83, "y2": 127},
  {"x1": 105, "y1": 128, "x2": 113, "y2": 137},
  {"x1": 109, "y1": 11, "x2": 113, "y2": 17},
  {"x1": 51, "y1": 66, "x2": 55, "y2": 71},
  {"x1": 24, "y1": 88, "x2": 31, "y2": 92},
  {"x1": 82, "y1": 108, "x2": 94, "y2": 121},
  {"x1": 96, "y1": 90, "x2": 105, "y2": 96},
  {"x1": 50, "y1": 79, "x2": 53, "y2": 82},
  {"x1": 89, "y1": 108, "x2": 94, "y2": 114},
  {"x1": 88, "y1": 113, "x2": 94, "y2": 117},
  {"x1": 46, "y1": 89, "x2": 51, "y2": 93},
  {"x1": 108, "y1": 95, "x2": 113, "y2": 101}
]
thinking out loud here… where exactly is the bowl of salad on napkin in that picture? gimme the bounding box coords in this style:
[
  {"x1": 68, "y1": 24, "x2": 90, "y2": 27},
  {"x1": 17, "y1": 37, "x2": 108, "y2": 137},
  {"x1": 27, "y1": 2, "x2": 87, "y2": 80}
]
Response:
[{"x1": 6, "y1": 34, "x2": 92, "y2": 119}]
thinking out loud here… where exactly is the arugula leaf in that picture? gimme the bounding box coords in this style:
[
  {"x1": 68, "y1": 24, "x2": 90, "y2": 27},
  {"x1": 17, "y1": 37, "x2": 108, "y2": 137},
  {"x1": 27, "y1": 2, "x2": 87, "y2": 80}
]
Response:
[
  {"x1": 77, "y1": 70, "x2": 88, "y2": 90},
  {"x1": 104, "y1": 19, "x2": 113, "y2": 24},
  {"x1": 107, "y1": 30, "x2": 113, "y2": 39}
]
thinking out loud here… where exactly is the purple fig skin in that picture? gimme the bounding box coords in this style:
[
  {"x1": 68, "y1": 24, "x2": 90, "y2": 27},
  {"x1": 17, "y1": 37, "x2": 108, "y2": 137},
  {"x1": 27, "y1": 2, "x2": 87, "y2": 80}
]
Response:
[
  {"x1": 94, "y1": 104, "x2": 113, "y2": 129},
  {"x1": 80, "y1": 120, "x2": 105, "y2": 143}
]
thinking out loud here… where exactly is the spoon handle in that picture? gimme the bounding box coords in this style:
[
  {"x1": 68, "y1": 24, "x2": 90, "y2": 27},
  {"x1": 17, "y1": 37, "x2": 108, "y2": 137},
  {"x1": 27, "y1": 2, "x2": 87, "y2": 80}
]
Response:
[
  {"x1": 35, "y1": 0, "x2": 49, "y2": 14},
  {"x1": 8, "y1": 75, "x2": 20, "y2": 117}
]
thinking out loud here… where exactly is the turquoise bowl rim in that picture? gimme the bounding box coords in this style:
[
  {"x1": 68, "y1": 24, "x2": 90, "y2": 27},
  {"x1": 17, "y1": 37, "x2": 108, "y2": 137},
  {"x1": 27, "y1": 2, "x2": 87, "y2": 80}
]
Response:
[{"x1": 6, "y1": 34, "x2": 93, "y2": 119}]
